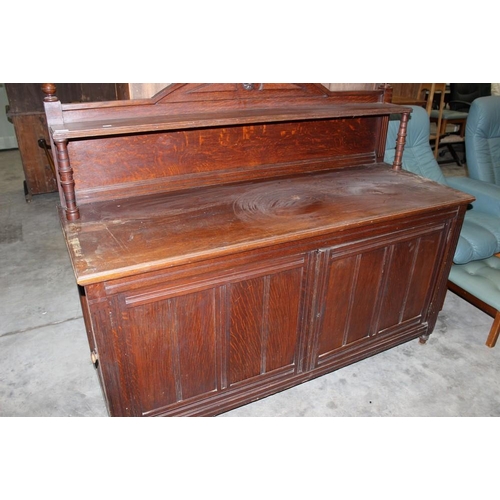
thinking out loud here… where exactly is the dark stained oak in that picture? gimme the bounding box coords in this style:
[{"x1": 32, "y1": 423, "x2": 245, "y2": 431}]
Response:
[
  {"x1": 60, "y1": 166, "x2": 471, "y2": 286},
  {"x1": 43, "y1": 83, "x2": 473, "y2": 416}
]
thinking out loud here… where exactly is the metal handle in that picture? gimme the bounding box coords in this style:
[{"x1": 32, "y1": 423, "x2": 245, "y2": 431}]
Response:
[{"x1": 38, "y1": 138, "x2": 56, "y2": 177}]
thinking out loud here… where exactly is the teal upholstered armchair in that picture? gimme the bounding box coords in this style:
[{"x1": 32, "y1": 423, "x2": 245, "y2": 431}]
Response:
[
  {"x1": 465, "y1": 95, "x2": 500, "y2": 186},
  {"x1": 385, "y1": 105, "x2": 500, "y2": 347}
]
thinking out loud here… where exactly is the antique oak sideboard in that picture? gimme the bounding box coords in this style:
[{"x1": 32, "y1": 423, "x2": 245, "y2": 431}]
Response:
[{"x1": 42, "y1": 83, "x2": 473, "y2": 417}]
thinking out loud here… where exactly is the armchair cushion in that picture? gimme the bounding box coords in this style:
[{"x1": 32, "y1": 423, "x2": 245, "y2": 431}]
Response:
[
  {"x1": 446, "y1": 176, "x2": 500, "y2": 216},
  {"x1": 456, "y1": 212, "x2": 500, "y2": 264},
  {"x1": 448, "y1": 257, "x2": 500, "y2": 312}
]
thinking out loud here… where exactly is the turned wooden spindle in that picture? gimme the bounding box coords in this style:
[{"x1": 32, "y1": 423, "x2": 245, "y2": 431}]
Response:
[
  {"x1": 392, "y1": 111, "x2": 409, "y2": 171},
  {"x1": 41, "y1": 83, "x2": 80, "y2": 220},
  {"x1": 54, "y1": 140, "x2": 80, "y2": 221},
  {"x1": 42, "y1": 83, "x2": 58, "y2": 102}
]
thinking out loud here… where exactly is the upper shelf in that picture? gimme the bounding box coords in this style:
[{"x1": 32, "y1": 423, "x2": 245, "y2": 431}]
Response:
[{"x1": 48, "y1": 102, "x2": 411, "y2": 141}]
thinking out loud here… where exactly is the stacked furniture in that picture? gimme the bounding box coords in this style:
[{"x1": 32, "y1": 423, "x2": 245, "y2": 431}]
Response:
[
  {"x1": 43, "y1": 83, "x2": 472, "y2": 416},
  {"x1": 418, "y1": 83, "x2": 445, "y2": 157},
  {"x1": 385, "y1": 105, "x2": 500, "y2": 347}
]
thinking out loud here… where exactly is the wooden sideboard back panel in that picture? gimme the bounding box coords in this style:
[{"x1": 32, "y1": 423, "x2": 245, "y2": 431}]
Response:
[
  {"x1": 43, "y1": 83, "x2": 403, "y2": 211},
  {"x1": 69, "y1": 117, "x2": 379, "y2": 204}
]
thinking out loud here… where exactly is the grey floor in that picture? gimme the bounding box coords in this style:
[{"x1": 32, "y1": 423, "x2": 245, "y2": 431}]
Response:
[{"x1": 1, "y1": 147, "x2": 500, "y2": 417}]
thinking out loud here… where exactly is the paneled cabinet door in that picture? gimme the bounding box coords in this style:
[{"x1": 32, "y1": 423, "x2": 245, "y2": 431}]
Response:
[
  {"x1": 106, "y1": 254, "x2": 311, "y2": 416},
  {"x1": 308, "y1": 224, "x2": 447, "y2": 369}
]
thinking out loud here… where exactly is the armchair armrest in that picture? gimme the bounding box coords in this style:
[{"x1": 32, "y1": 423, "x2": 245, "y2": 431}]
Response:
[{"x1": 446, "y1": 176, "x2": 500, "y2": 216}]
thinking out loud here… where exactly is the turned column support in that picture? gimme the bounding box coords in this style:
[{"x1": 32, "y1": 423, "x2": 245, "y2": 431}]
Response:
[
  {"x1": 54, "y1": 139, "x2": 80, "y2": 221},
  {"x1": 392, "y1": 111, "x2": 410, "y2": 171},
  {"x1": 41, "y1": 84, "x2": 80, "y2": 221}
]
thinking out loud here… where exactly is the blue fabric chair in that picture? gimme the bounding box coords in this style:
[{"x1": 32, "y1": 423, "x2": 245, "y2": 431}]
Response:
[
  {"x1": 465, "y1": 95, "x2": 500, "y2": 186},
  {"x1": 385, "y1": 105, "x2": 500, "y2": 346}
]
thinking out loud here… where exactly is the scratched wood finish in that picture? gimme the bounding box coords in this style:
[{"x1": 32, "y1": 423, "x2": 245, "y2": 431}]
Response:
[
  {"x1": 43, "y1": 83, "x2": 474, "y2": 416},
  {"x1": 61, "y1": 166, "x2": 472, "y2": 287}
]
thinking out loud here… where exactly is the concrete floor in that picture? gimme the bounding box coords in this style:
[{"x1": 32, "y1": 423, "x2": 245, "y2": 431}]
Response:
[{"x1": 1, "y1": 147, "x2": 500, "y2": 417}]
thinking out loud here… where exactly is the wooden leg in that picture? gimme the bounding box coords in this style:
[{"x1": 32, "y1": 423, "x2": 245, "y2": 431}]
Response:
[
  {"x1": 486, "y1": 311, "x2": 500, "y2": 348},
  {"x1": 419, "y1": 333, "x2": 429, "y2": 344}
]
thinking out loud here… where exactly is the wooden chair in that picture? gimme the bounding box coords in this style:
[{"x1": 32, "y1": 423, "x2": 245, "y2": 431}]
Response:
[
  {"x1": 417, "y1": 83, "x2": 447, "y2": 158},
  {"x1": 429, "y1": 84, "x2": 469, "y2": 165}
]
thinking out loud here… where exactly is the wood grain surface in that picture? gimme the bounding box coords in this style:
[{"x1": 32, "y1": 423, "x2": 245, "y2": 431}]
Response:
[{"x1": 62, "y1": 165, "x2": 472, "y2": 285}]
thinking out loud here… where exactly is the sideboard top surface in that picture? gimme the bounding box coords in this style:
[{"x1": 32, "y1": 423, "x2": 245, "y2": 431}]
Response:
[{"x1": 61, "y1": 165, "x2": 473, "y2": 285}]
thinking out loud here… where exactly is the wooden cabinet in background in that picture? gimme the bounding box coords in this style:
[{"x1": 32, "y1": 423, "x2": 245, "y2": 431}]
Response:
[
  {"x1": 390, "y1": 83, "x2": 427, "y2": 106},
  {"x1": 5, "y1": 83, "x2": 128, "y2": 198}
]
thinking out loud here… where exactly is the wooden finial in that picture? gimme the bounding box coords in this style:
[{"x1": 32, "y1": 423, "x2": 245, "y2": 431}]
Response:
[{"x1": 42, "y1": 83, "x2": 58, "y2": 102}]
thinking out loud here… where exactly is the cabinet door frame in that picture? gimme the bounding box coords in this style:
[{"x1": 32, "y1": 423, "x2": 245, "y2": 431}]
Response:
[
  {"x1": 306, "y1": 220, "x2": 450, "y2": 371},
  {"x1": 89, "y1": 252, "x2": 314, "y2": 416}
]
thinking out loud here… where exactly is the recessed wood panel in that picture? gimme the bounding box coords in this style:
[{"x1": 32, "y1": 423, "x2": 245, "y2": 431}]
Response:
[
  {"x1": 127, "y1": 301, "x2": 178, "y2": 410},
  {"x1": 266, "y1": 268, "x2": 303, "y2": 371},
  {"x1": 317, "y1": 247, "x2": 386, "y2": 357},
  {"x1": 345, "y1": 248, "x2": 386, "y2": 343},
  {"x1": 228, "y1": 277, "x2": 265, "y2": 384},
  {"x1": 377, "y1": 240, "x2": 419, "y2": 332},
  {"x1": 400, "y1": 231, "x2": 443, "y2": 321},
  {"x1": 174, "y1": 291, "x2": 218, "y2": 400},
  {"x1": 126, "y1": 288, "x2": 217, "y2": 413},
  {"x1": 227, "y1": 267, "x2": 304, "y2": 385},
  {"x1": 318, "y1": 255, "x2": 357, "y2": 354}
]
